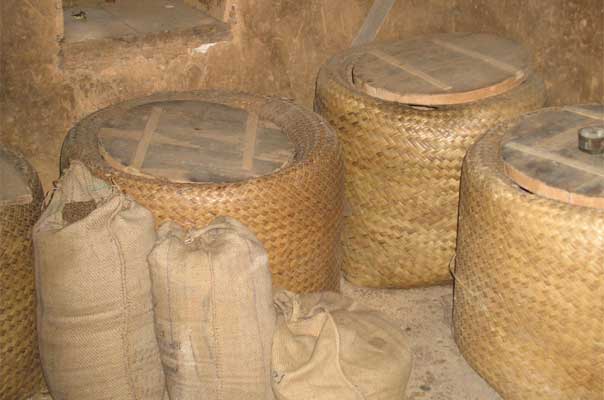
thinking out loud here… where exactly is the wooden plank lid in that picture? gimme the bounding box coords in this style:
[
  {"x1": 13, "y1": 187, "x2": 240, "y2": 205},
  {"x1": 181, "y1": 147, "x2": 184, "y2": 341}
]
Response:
[
  {"x1": 98, "y1": 100, "x2": 295, "y2": 183},
  {"x1": 352, "y1": 32, "x2": 530, "y2": 105},
  {"x1": 0, "y1": 153, "x2": 32, "y2": 206},
  {"x1": 502, "y1": 105, "x2": 604, "y2": 209}
]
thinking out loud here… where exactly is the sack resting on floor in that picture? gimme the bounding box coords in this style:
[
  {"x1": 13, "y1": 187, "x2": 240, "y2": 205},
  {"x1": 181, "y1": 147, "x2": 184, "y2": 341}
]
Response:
[
  {"x1": 149, "y1": 217, "x2": 275, "y2": 400},
  {"x1": 272, "y1": 290, "x2": 413, "y2": 400},
  {"x1": 34, "y1": 161, "x2": 165, "y2": 400}
]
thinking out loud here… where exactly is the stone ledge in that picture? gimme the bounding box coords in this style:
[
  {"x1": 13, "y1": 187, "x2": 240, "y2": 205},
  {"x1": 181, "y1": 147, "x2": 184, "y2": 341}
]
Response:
[{"x1": 61, "y1": 23, "x2": 231, "y2": 72}]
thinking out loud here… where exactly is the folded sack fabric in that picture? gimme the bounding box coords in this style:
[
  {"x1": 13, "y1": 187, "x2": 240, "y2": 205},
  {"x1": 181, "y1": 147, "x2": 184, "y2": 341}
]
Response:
[{"x1": 272, "y1": 290, "x2": 413, "y2": 400}]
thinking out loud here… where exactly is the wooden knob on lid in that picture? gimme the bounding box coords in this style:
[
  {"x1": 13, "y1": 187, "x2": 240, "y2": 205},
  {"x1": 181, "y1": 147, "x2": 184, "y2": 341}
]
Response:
[
  {"x1": 578, "y1": 126, "x2": 604, "y2": 154},
  {"x1": 501, "y1": 105, "x2": 604, "y2": 209}
]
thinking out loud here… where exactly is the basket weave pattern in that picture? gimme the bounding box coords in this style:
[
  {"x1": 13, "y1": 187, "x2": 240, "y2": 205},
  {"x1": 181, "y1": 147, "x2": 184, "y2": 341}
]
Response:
[
  {"x1": 0, "y1": 146, "x2": 45, "y2": 399},
  {"x1": 314, "y1": 45, "x2": 545, "y2": 288},
  {"x1": 453, "y1": 112, "x2": 604, "y2": 399},
  {"x1": 61, "y1": 91, "x2": 345, "y2": 293}
]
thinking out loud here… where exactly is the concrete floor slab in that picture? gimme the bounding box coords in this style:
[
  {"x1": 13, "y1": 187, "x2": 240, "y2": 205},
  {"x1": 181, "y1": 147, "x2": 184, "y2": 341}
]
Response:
[
  {"x1": 28, "y1": 281, "x2": 502, "y2": 400},
  {"x1": 342, "y1": 280, "x2": 501, "y2": 400}
]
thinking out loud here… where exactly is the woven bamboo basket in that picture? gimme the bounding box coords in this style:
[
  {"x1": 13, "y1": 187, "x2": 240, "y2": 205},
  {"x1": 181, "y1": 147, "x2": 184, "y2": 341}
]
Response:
[
  {"x1": 0, "y1": 145, "x2": 45, "y2": 400},
  {"x1": 315, "y1": 32, "x2": 545, "y2": 288},
  {"x1": 453, "y1": 105, "x2": 604, "y2": 399},
  {"x1": 60, "y1": 90, "x2": 344, "y2": 293}
]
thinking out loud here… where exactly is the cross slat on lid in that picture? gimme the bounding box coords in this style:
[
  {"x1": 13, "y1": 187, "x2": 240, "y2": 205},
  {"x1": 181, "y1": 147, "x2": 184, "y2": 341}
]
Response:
[
  {"x1": 98, "y1": 101, "x2": 295, "y2": 183},
  {"x1": 502, "y1": 105, "x2": 604, "y2": 209},
  {"x1": 352, "y1": 33, "x2": 530, "y2": 105}
]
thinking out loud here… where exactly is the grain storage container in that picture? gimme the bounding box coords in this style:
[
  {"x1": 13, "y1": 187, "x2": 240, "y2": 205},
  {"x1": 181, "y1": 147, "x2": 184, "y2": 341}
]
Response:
[
  {"x1": 61, "y1": 90, "x2": 344, "y2": 292},
  {"x1": 453, "y1": 105, "x2": 604, "y2": 399},
  {"x1": 315, "y1": 32, "x2": 545, "y2": 288},
  {"x1": 0, "y1": 145, "x2": 45, "y2": 399}
]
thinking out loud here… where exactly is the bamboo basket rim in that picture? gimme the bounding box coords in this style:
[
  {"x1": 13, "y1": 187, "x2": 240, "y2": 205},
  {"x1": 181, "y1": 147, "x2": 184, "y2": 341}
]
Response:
[
  {"x1": 486, "y1": 106, "x2": 604, "y2": 216},
  {"x1": 327, "y1": 35, "x2": 538, "y2": 110},
  {"x1": 0, "y1": 145, "x2": 42, "y2": 207},
  {"x1": 61, "y1": 90, "x2": 335, "y2": 188}
]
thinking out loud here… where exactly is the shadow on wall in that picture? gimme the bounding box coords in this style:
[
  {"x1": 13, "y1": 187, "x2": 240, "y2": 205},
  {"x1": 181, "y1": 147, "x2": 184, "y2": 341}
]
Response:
[{"x1": 454, "y1": 0, "x2": 604, "y2": 106}]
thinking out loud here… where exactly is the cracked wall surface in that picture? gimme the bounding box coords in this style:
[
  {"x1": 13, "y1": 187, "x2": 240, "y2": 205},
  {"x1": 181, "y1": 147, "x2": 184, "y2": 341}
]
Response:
[{"x1": 0, "y1": 0, "x2": 602, "y2": 190}]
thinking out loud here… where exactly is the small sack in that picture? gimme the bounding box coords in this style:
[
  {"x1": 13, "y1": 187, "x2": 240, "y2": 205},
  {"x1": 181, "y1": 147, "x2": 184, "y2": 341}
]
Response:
[
  {"x1": 33, "y1": 161, "x2": 165, "y2": 400},
  {"x1": 149, "y1": 217, "x2": 275, "y2": 400},
  {"x1": 272, "y1": 291, "x2": 413, "y2": 400}
]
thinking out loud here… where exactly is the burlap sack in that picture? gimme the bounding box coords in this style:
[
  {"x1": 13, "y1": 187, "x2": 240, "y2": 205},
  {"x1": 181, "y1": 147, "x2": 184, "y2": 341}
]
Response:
[
  {"x1": 33, "y1": 161, "x2": 165, "y2": 400},
  {"x1": 272, "y1": 291, "x2": 413, "y2": 400},
  {"x1": 149, "y1": 217, "x2": 275, "y2": 400}
]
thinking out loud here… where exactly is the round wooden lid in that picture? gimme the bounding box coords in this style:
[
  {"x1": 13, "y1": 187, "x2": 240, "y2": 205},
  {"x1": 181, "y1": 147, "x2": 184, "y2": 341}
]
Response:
[
  {"x1": 352, "y1": 33, "x2": 530, "y2": 106},
  {"x1": 98, "y1": 101, "x2": 295, "y2": 183},
  {"x1": 0, "y1": 153, "x2": 32, "y2": 206},
  {"x1": 502, "y1": 105, "x2": 604, "y2": 209}
]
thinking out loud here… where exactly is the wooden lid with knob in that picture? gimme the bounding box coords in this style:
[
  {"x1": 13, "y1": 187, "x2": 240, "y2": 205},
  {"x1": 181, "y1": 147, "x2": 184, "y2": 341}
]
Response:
[
  {"x1": 501, "y1": 105, "x2": 604, "y2": 209},
  {"x1": 98, "y1": 100, "x2": 295, "y2": 184},
  {"x1": 352, "y1": 32, "x2": 531, "y2": 106}
]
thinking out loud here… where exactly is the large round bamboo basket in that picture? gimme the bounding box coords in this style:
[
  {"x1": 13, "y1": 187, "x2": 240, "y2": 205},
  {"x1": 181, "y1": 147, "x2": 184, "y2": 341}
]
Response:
[
  {"x1": 315, "y1": 33, "x2": 545, "y2": 288},
  {"x1": 0, "y1": 145, "x2": 45, "y2": 399},
  {"x1": 453, "y1": 105, "x2": 604, "y2": 399},
  {"x1": 60, "y1": 90, "x2": 344, "y2": 293}
]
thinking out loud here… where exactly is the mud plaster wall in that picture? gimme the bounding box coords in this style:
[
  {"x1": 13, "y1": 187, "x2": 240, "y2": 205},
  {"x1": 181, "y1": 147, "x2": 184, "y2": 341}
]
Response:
[
  {"x1": 455, "y1": 0, "x2": 604, "y2": 107},
  {"x1": 0, "y1": 0, "x2": 454, "y2": 188},
  {"x1": 0, "y1": 3, "x2": 4, "y2": 141},
  {"x1": 0, "y1": 0, "x2": 602, "y2": 190}
]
